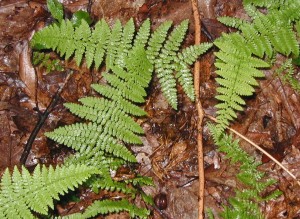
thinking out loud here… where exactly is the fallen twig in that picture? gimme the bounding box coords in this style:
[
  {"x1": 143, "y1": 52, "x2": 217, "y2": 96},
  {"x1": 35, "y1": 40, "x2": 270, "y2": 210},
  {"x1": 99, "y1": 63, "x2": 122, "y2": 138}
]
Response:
[
  {"x1": 190, "y1": 0, "x2": 205, "y2": 218},
  {"x1": 206, "y1": 115, "x2": 300, "y2": 187},
  {"x1": 20, "y1": 70, "x2": 73, "y2": 165}
]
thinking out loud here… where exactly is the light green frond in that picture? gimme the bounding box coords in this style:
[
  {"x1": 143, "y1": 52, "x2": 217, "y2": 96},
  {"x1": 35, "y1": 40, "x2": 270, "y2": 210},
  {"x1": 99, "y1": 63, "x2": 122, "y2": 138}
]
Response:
[
  {"x1": 0, "y1": 165, "x2": 98, "y2": 219},
  {"x1": 46, "y1": 122, "x2": 137, "y2": 162},
  {"x1": 133, "y1": 19, "x2": 151, "y2": 48},
  {"x1": 175, "y1": 42, "x2": 213, "y2": 100},
  {"x1": 106, "y1": 20, "x2": 123, "y2": 70},
  {"x1": 176, "y1": 43, "x2": 213, "y2": 65},
  {"x1": 74, "y1": 20, "x2": 91, "y2": 65},
  {"x1": 146, "y1": 20, "x2": 173, "y2": 62},
  {"x1": 103, "y1": 72, "x2": 146, "y2": 103},
  {"x1": 217, "y1": 16, "x2": 246, "y2": 29},
  {"x1": 115, "y1": 19, "x2": 135, "y2": 68},
  {"x1": 81, "y1": 199, "x2": 150, "y2": 219},
  {"x1": 87, "y1": 19, "x2": 111, "y2": 68}
]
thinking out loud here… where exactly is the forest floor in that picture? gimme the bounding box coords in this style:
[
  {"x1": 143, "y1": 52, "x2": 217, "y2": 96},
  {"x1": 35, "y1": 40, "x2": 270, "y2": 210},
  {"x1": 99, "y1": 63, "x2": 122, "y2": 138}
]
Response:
[{"x1": 1, "y1": 0, "x2": 300, "y2": 218}]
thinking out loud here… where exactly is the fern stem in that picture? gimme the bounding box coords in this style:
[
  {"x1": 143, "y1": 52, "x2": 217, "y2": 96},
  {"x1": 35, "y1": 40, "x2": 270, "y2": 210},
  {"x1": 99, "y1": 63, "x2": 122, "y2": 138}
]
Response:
[{"x1": 191, "y1": 0, "x2": 205, "y2": 218}]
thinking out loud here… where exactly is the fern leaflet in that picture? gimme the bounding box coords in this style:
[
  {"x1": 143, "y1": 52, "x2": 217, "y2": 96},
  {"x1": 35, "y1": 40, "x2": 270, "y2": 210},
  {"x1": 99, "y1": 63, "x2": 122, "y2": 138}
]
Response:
[{"x1": 0, "y1": 164, "x2": 99, "y2": 219}]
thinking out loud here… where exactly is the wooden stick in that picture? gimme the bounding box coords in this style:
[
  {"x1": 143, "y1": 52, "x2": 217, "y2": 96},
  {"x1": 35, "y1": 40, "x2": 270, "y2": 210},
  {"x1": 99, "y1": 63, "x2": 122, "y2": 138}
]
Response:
[
  {"x1": 191, "y1": 0, "x2": 205, "y2": 218},
  {"x1": 20, "y1": 71, "x2": 73, "y2": 165},
  {"x1": 206, "y1": 115, "x2": 300, "y2": 187}
]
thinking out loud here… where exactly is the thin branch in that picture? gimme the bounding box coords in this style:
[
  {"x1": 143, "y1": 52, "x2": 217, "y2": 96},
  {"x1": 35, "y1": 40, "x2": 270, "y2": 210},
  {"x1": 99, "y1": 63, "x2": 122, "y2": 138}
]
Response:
[
  {"x1": 20, "y1": 71, "x2": 73, "y2": 165},
  {"x1": 191, "y1": 0, "x2": 205, "y2": 218},
  {"x1": 229, "y1": 127, "x2": 300, "y2": 186},
  {"x1": 206, "y1": 115, "x2": 300, "y2": 187}
]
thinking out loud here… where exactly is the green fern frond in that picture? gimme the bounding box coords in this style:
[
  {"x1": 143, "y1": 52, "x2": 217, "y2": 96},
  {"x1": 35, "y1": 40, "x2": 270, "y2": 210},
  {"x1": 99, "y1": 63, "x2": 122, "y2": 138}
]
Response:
[
  {"x1": 89, "y1": 88, "x2": 147, "y2": 116},
  {"x1": 91, "y1": 178, "x2": 134, "y2": 194},
  {"x1": 81, "y1": 199, "x2": 150, "y2": 219},
  {"x1": 45, "y1": 122, "x2": 138, "y2": 161},
  {"x1": 87, "y1": 19, "x2": 110, "y2": 68},
  {"x1": 243, "y1": 0, "x2": 298, "y2": 10},
  {"x1": 0, "y1": 164, "x2": 98, "y2": 219},
  {"x1": 146, "y1": 21, "x2": 173, "y2": 62},
  {"x1": 133, "y1": 19, "x2": 151, "y2": 48},
  {"x1": 154, "y1": 20, "x2": 189, "y2": 109},
  {"x1": 276, "y1": 59, "x2": 300, "y2": 93},
  {"x1": 214, "y1": 33, "x2": 268, "y2": 129},
  {"x1": 209, "y1": 124, "x2": 281, "y2": 219},
  {"x1": 105, "y1": 20, "x2": 123, "y2": 70},
  {"x1": 114, "y1": 19, "x2": 135, "y2": 68},
  {"x1": 175, "y1": 43, "x2": 213, "y2": 100},
  {"x1": 214, "y1": 0, "x2": 300, "y2": 130},
  {"x1": 31, "y1": 18, "x2": 212, "y2": 109},
  {"x1": 124, "y1": 175, "x2": 154, "y2": 187}
]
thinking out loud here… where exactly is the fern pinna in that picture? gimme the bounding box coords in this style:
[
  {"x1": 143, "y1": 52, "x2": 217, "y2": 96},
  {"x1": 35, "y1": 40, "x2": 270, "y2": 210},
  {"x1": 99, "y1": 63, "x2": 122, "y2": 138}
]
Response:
[
  {"x1": 0, "y1": 164, "x2": 98, "y2": 219},
  {"x1": 31, "y1": 18, "x2": 212, "y2": 109},
  {"x1": 214, "y1": 0, "x2": 300, "y2": 131}
]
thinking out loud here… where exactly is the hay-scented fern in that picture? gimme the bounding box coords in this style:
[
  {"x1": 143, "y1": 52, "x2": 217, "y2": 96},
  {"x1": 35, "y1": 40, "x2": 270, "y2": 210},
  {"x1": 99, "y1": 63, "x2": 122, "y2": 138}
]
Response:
[
  {"x1": 31, "y1": 16, "x2": 212, "y2": 109},
  {"x1": 213, "y1": 0, "x2": 300, "y2": 131},
  {"x1": 24, "y1": 0, "x2": 212, "y2": 217},
  {"x1": 0, "y1": 164, "x2": 99, "y2": 219},
  {"x1": 210, "y1": 0, "x2": 300, "y2": 218}
]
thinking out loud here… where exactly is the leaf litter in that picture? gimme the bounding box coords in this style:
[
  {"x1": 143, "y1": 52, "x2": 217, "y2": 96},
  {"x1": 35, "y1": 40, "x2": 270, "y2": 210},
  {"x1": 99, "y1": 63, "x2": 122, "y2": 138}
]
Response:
[{"x1": 1, "y1": 0, "x2": 300, "y2": 218}]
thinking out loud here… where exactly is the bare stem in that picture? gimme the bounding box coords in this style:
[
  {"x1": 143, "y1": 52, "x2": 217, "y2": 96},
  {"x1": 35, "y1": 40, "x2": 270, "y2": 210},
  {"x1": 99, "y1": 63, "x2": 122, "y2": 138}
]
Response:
[{"x1": 191, "y1": 0, "x2": 205, "y2": 218}]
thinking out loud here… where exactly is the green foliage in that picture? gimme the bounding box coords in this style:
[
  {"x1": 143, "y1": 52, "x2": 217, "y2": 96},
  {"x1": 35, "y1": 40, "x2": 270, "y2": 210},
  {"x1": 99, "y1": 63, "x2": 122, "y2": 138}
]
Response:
[
  {"x1": 209, "y1": 1, "x2": 299, "y2": 217},
  {"x1": 44, "y1": 35, "x2": 154, "y2": 217},
  {"x1": 0, "y1": 164, "x2": 99, "y2": 219},
  {"x1": 32, "y1": 51, "x2": 64, "y2": 73},
  {"x1": 45, "y1": 45, "x2": 151, "y2": 167},
  {"x1": 209, "y1": 124, "x2": 281, "y2": 219},
  {"x1": 31, "y1": 17, "x2": 212, "y2": 109},
  {"x1": 71, "y1": 11, "x2": 92, "y2": 28},
  {"x1": 214, "y1": 0, "x2": 300, "y2": 131},
  {"x1": 63, "y1": 199, "x2": 149, "y2": 219},
  {"x1": 276, "y1": 58, "x2": 300, "y2": 93},
  {"x1": 47, "y1": 0, "x2": 63, "y2": 23}
]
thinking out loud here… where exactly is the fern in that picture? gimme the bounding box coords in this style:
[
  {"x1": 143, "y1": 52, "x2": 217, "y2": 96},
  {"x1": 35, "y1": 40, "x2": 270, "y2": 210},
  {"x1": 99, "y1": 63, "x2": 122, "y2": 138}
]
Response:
[
  {"x1": 31, "y1": 18, "x2": 212, "y2": 109},
  {"x1": 44, "y1": 43, "x2": 153, "y2": 217},
  {"x1": 0, "y1": 164, "x2": 99, "y2": 219},
  {"x1": 64, "y1": 199, "x2": 149, "y2": 219},
  {"x1": 214, "y1": 0, "x2": 300, "y2": 131},
  {"x1": 209, "y1": 124, "x2": 281, "y2": 219},
  {"x1": 45, "y1": 45, "x2": 151, "y2": 167},
  {"x1": 207, "y1": 1, "x2": 300, "y2": 218},
  {"x1": 29, "y1": 2, "x2": 212, "y2": 217},
  {"x1": 273, "y1": 58, "x2": 300, "y2": 93},
  {"x1": 32, "y1": 51, "x2": 64, "y2": 73}
]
